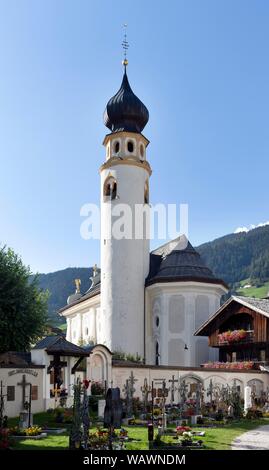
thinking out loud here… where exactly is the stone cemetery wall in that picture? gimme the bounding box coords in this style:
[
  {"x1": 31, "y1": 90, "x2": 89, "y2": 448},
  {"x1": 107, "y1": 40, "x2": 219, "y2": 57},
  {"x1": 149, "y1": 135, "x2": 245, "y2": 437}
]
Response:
[{"x1": 112, "y1": 364, "x2": 269, "y2": 403}]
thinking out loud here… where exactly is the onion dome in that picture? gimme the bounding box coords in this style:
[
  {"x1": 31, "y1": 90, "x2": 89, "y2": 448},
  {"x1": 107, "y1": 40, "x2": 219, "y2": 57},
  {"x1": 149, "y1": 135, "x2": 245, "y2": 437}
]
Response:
[{"x1": 103, "y1": 69, "x2": 149, "y2": 133}]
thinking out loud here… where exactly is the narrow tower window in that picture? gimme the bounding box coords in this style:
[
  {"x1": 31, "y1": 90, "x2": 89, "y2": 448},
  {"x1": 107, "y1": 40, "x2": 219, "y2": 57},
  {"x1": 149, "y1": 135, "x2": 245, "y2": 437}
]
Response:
[
  {"x1": 155, "y1": 341, "x2": 160, "y2": 366},
  {"x1": 104, "y1": 177, "x2": 117, "y2": 201},
  {"x1": 140, "y1": 143, "x2": 145, "y2": 159},
  {"x1": 127, "y1": 140, "x2": 134, "y2": 153},
  {"x1": 144, "y1": 181, "x2": 149, "y2": 204},
  {"x1": 114, "y1": 141, "x2": 120, "y2": 154}
]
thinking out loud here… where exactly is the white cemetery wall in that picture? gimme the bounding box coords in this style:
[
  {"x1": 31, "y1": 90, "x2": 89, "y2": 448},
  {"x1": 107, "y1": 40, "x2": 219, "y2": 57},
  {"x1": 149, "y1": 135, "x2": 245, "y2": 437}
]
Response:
[
  {"x1": 112, "y1": 364, "x2": 269, "y2": 403},
  {"x1": 0, "y1": 366, "x2": 45, "y2": 418}
]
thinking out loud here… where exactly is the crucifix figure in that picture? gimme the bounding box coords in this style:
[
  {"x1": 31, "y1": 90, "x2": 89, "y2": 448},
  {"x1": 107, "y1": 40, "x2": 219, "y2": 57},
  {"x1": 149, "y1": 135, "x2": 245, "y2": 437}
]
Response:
[
  {"x1": 195, "y1": 383, "x2": 203, "y2": 415},
  {"x1": 141, "y1": 378, "x2": 151, "y2": 413},
  {"x1": 178, "y1": 379, "x2": 188, "y2": 420},
  {"x1": 207, "y1": 379, "x2": 214, "y2": 405},
  {"x1": 17, "y1": 375, "x2": 31, "y2": 410},
  {"x1": 129, "y1": 371, "x2": 137, "y2": 394},
  {"x1": 168, "y1": 375, "x2": 179, "y2": 405},
  {"x1": 123, "y1": 372, "x2": 137, "y2": 418}
]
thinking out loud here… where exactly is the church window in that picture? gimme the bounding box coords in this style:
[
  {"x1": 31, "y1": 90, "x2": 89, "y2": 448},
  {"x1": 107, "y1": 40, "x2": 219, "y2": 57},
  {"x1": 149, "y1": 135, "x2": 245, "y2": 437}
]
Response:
[
  {"x1": 7, "y1": 386, "x2": 15, "y2": 401},
  {"x1": 140, "y1": 143, "x2": 145, "y2": 159},
  {"x1": 31, "y1": 385, "x2": 38, "y2": 400},
  {"x1": 85, "y1": 327, "x2": 89, "y2": 336},
  {"x1": 155, "y1": 316, "x2": 159, "y2": 328},
  {"x1": 114, "y1": 141, "x2": 120, "y2": 154},
  {"x1": 155, "y1": 341, "x2": 160, "y2": 365},
  {"x1": 104, "y1": 177, "x2": 117, "y2": 201},
  {"x1": 144, "y1": 181, "x2": 149, "y2": 204},
  {"x1": 127, "y1": 140, "x2": 134, "y2": 153}
]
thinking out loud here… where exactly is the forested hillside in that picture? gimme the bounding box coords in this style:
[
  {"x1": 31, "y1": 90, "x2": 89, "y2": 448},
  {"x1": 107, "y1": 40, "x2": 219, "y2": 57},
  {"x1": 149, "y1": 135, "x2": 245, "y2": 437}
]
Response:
[{"x1": 35, "y1": 225, "x2": 269, "y2": 324}]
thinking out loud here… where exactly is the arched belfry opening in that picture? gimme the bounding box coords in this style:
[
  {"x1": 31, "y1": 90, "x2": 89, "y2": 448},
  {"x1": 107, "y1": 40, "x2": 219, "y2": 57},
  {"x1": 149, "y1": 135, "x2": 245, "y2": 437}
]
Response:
[{"x1": 104, "y1": 176, "x2": 117, "y2": 201}]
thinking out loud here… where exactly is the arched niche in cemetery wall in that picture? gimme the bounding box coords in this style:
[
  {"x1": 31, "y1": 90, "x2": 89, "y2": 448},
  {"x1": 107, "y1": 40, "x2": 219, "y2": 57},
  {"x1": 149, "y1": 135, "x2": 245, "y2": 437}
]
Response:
[
  {"x1": 247, "y1": 378, "x2": 264, "y2": 396},
  {"x1": 229, "y1": 378, "x2": 244, "y2": 395},
  {"x1": 204, "y1": 375, "x2": 227, "y2": 387}
]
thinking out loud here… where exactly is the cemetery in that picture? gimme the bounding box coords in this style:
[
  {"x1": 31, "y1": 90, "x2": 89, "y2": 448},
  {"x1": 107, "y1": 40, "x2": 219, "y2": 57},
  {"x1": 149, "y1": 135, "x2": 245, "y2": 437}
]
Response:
[{"x1": 1, "y1": 368, "x2": 269, "y2": 450}]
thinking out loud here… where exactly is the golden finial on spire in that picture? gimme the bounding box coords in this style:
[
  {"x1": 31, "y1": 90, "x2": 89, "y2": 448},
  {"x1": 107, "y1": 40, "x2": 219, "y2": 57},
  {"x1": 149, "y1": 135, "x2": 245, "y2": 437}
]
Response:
[{"x1": 122, "y1": 23, "x2": 129, "y2": 68}]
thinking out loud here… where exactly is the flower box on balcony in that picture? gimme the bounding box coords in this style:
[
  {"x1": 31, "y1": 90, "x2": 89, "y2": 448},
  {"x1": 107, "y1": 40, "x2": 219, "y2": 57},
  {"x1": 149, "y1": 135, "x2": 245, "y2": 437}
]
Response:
[{"x1": 218, "y1": 329, "x2": 248, "y2": 344}]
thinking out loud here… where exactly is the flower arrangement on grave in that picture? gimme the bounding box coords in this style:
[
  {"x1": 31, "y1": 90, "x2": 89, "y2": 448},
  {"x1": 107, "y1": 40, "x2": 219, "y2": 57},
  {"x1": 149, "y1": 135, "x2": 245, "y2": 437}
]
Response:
[
  {"x1": 218, "y1": 329, "x2": 247, "y2": 344},
  {"x1": 119, "y1": 428, "x2": 128, "y2": 438},
  {"x1": 90, "y1": 381, "x2": 105, "y2": 396},
  {"x1": 89, "y1": 430, "x2": 109, "y2": 449},
  {"x1": 8, "y1": 425, "x2": 42, "y2": 436},
  {"x1": 0, "y1": 428, "x2": 11, "y2": 449},
  {"x1": 176, "y1": 425, "x2": 192, "y2": 435}
]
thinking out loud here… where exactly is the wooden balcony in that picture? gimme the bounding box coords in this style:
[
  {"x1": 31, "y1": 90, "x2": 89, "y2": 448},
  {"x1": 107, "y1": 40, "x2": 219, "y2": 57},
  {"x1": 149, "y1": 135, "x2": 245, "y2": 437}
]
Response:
[{"x1": 218, "y1": 330, "x2": 254, "y2": 346}]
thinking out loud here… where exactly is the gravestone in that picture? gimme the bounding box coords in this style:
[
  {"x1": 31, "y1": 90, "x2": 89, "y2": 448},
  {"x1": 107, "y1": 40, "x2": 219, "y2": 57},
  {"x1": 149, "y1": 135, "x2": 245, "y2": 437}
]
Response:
[
  {"x1": 98, "y1": 399, "x2": 106, "y2": 418},
  {"x1": 104, "y1": 388, "x2": 122, "y2": 428},
  {"x1": 244, "y1": 386, "x2": 252, "y2": 412}
]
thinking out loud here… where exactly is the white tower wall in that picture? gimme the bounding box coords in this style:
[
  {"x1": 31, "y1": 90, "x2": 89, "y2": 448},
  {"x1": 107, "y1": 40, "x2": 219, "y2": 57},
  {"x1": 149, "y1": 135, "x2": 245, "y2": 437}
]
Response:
[{"x1": 100, "y1": 132, "x2": 151, "y2": 357}]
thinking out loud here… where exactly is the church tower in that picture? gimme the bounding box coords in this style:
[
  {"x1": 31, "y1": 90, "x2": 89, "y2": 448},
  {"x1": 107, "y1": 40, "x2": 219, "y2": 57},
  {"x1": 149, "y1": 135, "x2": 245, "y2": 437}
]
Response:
[{"x1": 100, "y1": 59, "x2": 151, "y2": 357}]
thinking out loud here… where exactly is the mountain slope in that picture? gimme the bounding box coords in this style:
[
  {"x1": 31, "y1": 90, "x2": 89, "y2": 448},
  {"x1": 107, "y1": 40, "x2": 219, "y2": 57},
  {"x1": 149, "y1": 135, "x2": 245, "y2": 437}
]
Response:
[
  {"x1": 35, "y1": 225, "x2": 269, "y2": 324},
  {"x1": 196, "y1": 225, "x2": 269, "y2": 288},
  {"x1": 34, "y1": 267, "x2": 93, "y2": 324}
]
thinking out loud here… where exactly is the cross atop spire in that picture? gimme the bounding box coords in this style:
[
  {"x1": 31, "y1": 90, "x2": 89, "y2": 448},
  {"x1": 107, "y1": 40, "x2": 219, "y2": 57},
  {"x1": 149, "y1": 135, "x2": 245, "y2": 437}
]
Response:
[{"x1": 122, "y1": 23, "x2": 129, "y2": 69}]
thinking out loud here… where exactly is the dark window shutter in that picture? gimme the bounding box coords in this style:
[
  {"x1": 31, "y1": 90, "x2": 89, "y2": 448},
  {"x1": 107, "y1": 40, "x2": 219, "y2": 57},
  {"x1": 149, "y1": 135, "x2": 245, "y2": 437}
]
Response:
[
  {"x1": 7, "y1": 386, "x2": 15, "y2": 401},
  {"x1": 31, "y1": 385, "x2": 38, "y2": 400}
]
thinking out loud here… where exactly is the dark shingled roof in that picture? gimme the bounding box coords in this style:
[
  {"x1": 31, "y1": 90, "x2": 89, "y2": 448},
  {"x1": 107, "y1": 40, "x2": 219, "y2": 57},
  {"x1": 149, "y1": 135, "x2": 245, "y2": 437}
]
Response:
[
  {"x1": 146, "y1": 236, "x2": 227, "y2": 288},
  {"x1": 33, "y1": 335, "x2": 89, "y2": 357}
]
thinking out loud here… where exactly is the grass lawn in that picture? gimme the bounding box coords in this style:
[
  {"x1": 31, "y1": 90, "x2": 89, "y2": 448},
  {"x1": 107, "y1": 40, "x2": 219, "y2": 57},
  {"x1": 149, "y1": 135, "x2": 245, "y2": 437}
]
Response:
[
  {"x1": 10, "y1": 413, "x2": 269, "y2": 450},
  {"x1": 236, "y1": 279, "x2": 269, "y2": 298}
]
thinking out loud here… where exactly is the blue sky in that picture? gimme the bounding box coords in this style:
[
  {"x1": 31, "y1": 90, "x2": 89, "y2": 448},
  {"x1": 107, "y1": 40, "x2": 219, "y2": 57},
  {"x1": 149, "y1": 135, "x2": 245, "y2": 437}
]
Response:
[{"x1": 0, "y1": 0, "x2": 269, "y2": 273}]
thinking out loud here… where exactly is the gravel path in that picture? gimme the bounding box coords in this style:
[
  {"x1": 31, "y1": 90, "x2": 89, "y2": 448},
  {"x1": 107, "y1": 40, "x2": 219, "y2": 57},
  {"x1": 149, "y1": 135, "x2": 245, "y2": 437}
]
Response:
[{"x1": 232, "y1": 425, "x2": 269, "y2": 450}]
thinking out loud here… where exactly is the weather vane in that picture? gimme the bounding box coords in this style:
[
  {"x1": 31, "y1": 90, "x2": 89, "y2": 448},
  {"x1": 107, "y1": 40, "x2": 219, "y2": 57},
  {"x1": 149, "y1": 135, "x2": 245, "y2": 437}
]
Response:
[{"x1": 122, "y1": 23, "x2": 129, "y2": 68}]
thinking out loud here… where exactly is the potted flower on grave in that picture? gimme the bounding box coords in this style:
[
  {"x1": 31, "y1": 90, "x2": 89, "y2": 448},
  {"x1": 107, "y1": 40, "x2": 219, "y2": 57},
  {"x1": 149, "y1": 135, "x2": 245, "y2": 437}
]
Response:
[
  {"x1": 176, "y1": 425, "x2": 192, "y2": 435},
  {"x1": 0, "y1": 428, "x2": 11, "y2": 450}
]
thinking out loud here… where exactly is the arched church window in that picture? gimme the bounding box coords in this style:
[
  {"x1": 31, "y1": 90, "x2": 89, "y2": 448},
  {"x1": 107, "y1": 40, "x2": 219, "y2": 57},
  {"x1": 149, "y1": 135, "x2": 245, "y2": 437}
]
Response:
[
  {"x1": 155, "y1": 316, "x2": 159, "y2": 328},
  {"x1": 140, "y1": 143, "x2": 145, "y2": 159},
  {"x1": 144, "y1": 181, "x2": 149, "y2": 204},
  {"x1": 127, "y1": 140, "x2": 134, "y2": 153},
  {"x1": 155, "y1": 341, "x2": 160, "y2": 366},
  {"x1": 104, "y1": 177, "x2": 117, "y2": 201},
  {"x1": 114, "y1": 141, "x2": 120, "y2": 154}
]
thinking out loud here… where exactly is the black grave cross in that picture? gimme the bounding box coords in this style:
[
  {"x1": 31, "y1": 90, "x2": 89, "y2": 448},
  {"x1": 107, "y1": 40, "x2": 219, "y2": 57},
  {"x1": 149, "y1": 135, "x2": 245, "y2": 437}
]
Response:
[
  {"x1": 141, "y1": 378, "x2": 151, "y2": 413},
  {"x1": 17, "y1": 374, "x2": 31, "y2": 409},
  {"x1": 168, "y1": 375, "x2": 179, "y2": 405},
  {"x1": 153, "y1": 379, "x2": 168, "y2": 432},
  {"x1": 207, "y1": 378, "x2": 214, "y2": 405},
  {"x1": 129, "y1": 371, "x2": 137, "y2": 395},
  {"x1": 0, "y1": 380, "x2": 7, "y2": 428}
]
